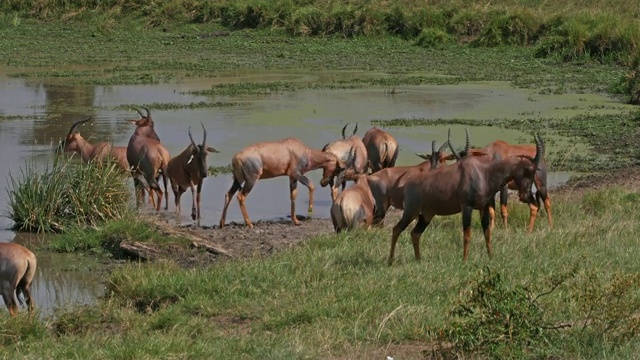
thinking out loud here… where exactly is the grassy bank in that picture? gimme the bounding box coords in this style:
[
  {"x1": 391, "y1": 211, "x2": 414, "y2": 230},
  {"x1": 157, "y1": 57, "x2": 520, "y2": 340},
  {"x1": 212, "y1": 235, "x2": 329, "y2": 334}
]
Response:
[
  {"x1": 2, "y1": 0, "x2": 639, "y2": 64},
  {"x1": 2, "y1": 186, "x2": 640, "y2": 358}
]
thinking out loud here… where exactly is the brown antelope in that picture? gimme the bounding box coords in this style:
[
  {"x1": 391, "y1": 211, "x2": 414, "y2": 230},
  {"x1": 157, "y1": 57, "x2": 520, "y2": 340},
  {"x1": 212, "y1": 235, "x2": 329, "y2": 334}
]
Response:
[
  {"x1": 387, "y1": 131, "x2": 544, "y2": 265},
  {"x1": 126, "y1": 106, "x2": 170, "y2": 211},
  {"x1": 328, "y1": 150, "x2": 376, "y2": 232},
  {"x1": 219, "y1": 138, "x2": 351, "y2": 229},
  {"x1": 444, "y1": 139, "x2": 552, "y2": 232},
  {"x1": 57, "y1": 117, "x2": 129, "y2": 171},
  {"x1": 0, "y1": 243, "x2": 37, "y2": 317},
  {"x1": 322, "y1": 123, "x2": 369, "y2": 201},
  {"x1": 167, "y1": 123, "x2": 219, "y2": 223},
  {"x1": 367, "y1": 136, "x2": 453, "y2": 225},
  {"x1": 361, "y1": 126, "x2": 399, "y2": 173}
]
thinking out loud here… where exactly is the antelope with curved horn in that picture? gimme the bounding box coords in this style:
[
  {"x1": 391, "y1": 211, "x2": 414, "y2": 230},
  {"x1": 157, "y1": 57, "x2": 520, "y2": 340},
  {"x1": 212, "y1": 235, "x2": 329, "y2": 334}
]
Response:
[
  {"x1": 219, "y1": 138, "x2": 351, "y2": 229},
  {"x1": 322, "y1": 123, "x2": 369, "y2": 201},
  {"x1": 367, "y1": 134, "x2": 452, "y2": 225},
  {"x1": 442, "y1": 138, "x2": 552, "y2": 232},
  {"x1": 126, "y1": 107, "x2": 171, "y2": 211},
  {"x1": 387, "y1": 130, "x2": 544, "y2": 265},
  {"x1": 361, "y1": 126, "x2": 399, "y2": 173},
  {"x1": 56, "y1": 117, "x2": 129, "y2": 171},
  {"x1": 0, "y1": 243, "x2": 37, "y2": 317},
  {"x1": 167, "y1": 123, "x2": 219, "y2": 223}
]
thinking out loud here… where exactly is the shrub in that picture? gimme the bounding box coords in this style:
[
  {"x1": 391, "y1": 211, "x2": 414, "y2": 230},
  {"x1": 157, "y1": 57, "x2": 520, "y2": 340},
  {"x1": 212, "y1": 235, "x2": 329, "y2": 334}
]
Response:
[
  {"x1": 415, "y1": 28, "x2": 454, "y2": 48},
  {"x1": 6, "y1": 157, "x2": 131, "y2": 233}
]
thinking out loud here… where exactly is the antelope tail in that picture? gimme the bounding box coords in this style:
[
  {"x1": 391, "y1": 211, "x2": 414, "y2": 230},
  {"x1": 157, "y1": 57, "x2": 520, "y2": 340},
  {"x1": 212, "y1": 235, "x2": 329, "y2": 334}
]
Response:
[
  {"x1": 380, "y1": 143, "x2": 390, "y2": 168},
  {"x1": 332, "y1": 201, "x2": 365, "y2": 231}
]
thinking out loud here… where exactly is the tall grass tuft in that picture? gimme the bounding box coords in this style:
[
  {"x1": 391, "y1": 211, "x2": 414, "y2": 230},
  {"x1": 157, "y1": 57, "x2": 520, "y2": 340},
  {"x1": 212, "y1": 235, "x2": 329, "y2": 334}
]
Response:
[{"x1": 5, "y1": 156, "x2": 131, "y2": 233}]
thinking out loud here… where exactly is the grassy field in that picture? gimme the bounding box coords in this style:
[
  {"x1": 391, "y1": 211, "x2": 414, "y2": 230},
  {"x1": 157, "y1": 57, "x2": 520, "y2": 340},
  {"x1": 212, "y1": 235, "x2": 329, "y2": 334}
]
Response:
[
  {"x1": 2, "y1": 188, "x2": 640, "y2": 358},
  {"x1": 2, "y1": 1, "x2": 640, "y2": 358}
]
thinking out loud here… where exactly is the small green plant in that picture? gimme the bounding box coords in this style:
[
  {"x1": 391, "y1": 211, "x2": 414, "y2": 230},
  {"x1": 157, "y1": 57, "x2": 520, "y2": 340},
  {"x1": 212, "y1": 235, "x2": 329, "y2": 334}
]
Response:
[
  {"x1": 440, "y1": 267, "x2": 575, "y2": 358},
  {"x1": 5, "y1": 156, "x2": 131, "y2": 233},
  {"x1": 415, "y1": 28, "x2": 454, "y2": 48}
]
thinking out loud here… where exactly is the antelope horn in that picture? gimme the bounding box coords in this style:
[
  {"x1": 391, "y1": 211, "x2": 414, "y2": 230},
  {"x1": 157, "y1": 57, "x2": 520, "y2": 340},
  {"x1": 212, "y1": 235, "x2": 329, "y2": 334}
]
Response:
[
  {"x1": 431, "y1": 140, "x2": 437, "y2": 154},
  {"x1": 341, "y1": 123, "x2": 349, "y2": 139},
  {"x1": 464, "y1": 128, "x2": 470, "y2": 157},
  {"x1": 352, "y1": 123, "x2": 358, "y2": 136},
  {"x1": 447, "y1": 128, "x2": 462, "y2": 161},
  {"x1": 188, "y1": 126, "x2": 197, "y2": 148},
  {"x1": 437, "y1": 139, "x2": 449, "y2": 153},
  {"x1": 201, "y1": 123, "x2": 206, "y2": 147},
  {"x1": 142, "y1": 106, "x2": 151, "y2": 118},
  {"x1": 67, "y1": 117, "x2": 91, "y2": 137},
  {"x1": 132, "y1": 107, "x2": 145, "y2": 118}
]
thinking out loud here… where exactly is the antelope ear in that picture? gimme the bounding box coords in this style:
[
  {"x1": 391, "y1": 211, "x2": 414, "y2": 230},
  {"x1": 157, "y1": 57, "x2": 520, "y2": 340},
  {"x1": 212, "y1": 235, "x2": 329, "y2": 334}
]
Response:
[
  {"x1": 128, "y1": 119, "x2": 138, "y2": 125},
  {"x1": 187, "y1": 154, "x2": 194, "y2": 164},
  {"x1": 206, "y1": 146, "x2": 220, "y2": 153},
  {"x1": 415, "y1": 153, "x2": 429, "y2": 160}
]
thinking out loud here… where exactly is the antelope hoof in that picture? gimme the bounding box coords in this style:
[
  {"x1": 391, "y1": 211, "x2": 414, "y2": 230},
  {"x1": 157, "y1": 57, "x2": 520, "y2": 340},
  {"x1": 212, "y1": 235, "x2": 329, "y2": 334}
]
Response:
[
  {"x1": 307, "y1": 206, "x2": 313, "y2": 213},
  {"x1": 191, "y1": 211, "x2": 197, "y2": 221}
]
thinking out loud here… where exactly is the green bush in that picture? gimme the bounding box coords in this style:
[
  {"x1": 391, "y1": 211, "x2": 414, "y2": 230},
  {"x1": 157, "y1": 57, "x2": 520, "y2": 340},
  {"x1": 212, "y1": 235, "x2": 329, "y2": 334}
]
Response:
[
  {"x1": 415, "y1": 27, "x2": 454, "y2": 48},
  {"x1": 6, "y1": 157, "x2": 131, "y2": 233}
]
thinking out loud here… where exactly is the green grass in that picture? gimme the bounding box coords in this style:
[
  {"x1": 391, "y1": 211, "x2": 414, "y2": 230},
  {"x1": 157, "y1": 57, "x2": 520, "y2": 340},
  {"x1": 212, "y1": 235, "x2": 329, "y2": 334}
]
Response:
[
  {"x1": 5, "y1": 156, "x2": 132, "y2": 233},
  {"x1": 3, "y1": 186, "x2": 640, "y2": 358}
]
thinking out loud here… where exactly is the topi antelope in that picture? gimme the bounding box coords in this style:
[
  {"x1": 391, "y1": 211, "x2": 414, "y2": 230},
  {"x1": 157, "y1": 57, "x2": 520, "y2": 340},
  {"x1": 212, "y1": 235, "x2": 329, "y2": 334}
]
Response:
[
  {"x1": 57, "y1": 117, "x2": 129, "y2": 171},
  {"x1": 219, "y1": 138, "x2": 352, "y2": 229},
  {"x1": 387, "y1": 131, "x2": 545, "y2": 265},
  {"x1": 444, "y1": 139, "x2": 552, "y2": 232},
  {"x1": 329, "y1": 149, "x2": 377, "y2": 232},
  {"x1": 367, "y1": 136, "x2": 452, "y2": 226},
  {"x1": 167, "y1": 123, "x2": 219, "y2": 224},
  {"x1": 322, "y1": 123, "x2": 369, "y2": 201},
  {"x1": 330, "y1": 174, "x2": 376, "y2": 233},
  {"x1": 0, "y1": 243, "x2": 37, "y2": 317},
  {"x1": 126, "y1": 107, "x2": 170, "y2": 211},
  {"x1": 361, "y1": 126, "x2": 399, "y2": 173}
]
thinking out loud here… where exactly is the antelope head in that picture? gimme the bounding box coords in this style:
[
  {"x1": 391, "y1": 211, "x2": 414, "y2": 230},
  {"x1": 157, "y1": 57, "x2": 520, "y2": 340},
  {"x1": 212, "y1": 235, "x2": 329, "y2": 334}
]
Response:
[
  {"x1": 127, "y1": 106, "x2": 153, "y2": 127},
  {"x1": 512, "y1": 134, "x2": 545, "y2": 203},
  {"x1": 56, "y1": 116, "x2": 91, "y2": 155},
  {"x1": 186, "y1": 123, "x2": 219, "y2": 179},
  {"x1": 333, "y1": 147, "x2": 358, "y2": 186},
  {"x1": 415, "y1": 139, "x2": 450, "y2": 168}
]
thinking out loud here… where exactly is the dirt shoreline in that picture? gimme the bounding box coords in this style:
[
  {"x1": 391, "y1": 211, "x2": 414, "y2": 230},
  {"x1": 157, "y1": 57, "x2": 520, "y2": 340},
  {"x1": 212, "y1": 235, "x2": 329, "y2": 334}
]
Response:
[{"x1": 134, "y1": 167, "x2": 640, "y2": 267}]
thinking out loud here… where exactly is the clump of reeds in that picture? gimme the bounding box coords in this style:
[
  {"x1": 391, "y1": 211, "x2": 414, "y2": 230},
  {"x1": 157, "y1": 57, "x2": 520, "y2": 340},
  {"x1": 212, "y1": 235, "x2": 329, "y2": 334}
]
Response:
[{"x1": 6, "y1": 156, "x2": 131, "y2": 233}]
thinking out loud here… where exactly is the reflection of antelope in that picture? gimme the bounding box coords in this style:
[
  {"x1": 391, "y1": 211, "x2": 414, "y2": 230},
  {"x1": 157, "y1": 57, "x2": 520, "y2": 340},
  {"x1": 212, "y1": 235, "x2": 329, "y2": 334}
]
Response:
[
  {"x1": 388, "y1": 131, "x2": 545, "y2": 265},
  {"x1": 219, "y1": 138, "x2": 351, "y2": 228},
  {"x1": 167, "y1": 124, "x2": 219, "y2": 223},
  {"x1": 322, "y1": 123, "x2": 369, "y2": 201},
  {"x1": 126, "y1": 106, "x2": 170, "y2": 211},
  {"x1": 368, "y1": 136, "x2": 451, "y2": 225},
  {"x1": 443, "y1": 139, "x2": 552, "y2": 232},
  {"x1": 57, "y1": 117, "x2": 129, "y2": 171},
  {"x1": 0, "y1": 243, "x2": 37, "y2": 317},
  {"x1": 361, "y1": 126, "x2": 399, "y2": 173}
]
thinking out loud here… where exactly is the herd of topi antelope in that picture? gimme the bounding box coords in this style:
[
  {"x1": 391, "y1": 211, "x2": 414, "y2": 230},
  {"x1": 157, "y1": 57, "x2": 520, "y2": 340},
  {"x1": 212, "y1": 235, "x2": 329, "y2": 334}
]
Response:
[{"x1": 1, "y1": 108, "x2": 553, "y2": 316}]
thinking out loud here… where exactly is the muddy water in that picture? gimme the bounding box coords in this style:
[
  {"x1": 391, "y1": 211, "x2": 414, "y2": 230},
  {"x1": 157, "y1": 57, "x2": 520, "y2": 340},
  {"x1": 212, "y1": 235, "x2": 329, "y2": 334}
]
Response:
[{"x1": 0, "y1": 72, "x2": 631, "y2": 313}]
